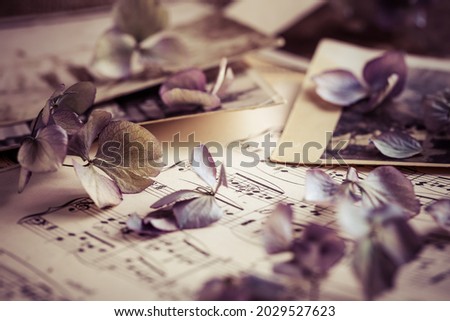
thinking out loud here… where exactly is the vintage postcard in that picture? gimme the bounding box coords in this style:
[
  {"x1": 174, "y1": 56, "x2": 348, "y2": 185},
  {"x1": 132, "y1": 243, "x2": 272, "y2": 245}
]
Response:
[
  {"x1": 271, "y1": 39, "x2": 450, "y2": 167},
  {"x1": 0, "y1": 62, "x2": 284, "y2": 152},
  {"x1": 0, "y1": 9, "x2": 281, "y2": 126}
]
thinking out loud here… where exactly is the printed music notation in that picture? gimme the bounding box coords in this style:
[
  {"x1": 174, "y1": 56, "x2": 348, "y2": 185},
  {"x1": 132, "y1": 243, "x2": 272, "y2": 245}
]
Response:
[{"x1": 0, "y1": 140, "x2": 450, "y2": 300}]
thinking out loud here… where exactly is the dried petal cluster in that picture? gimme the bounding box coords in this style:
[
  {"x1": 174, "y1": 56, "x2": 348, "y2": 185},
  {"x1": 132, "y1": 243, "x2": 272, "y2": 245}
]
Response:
[
  {"x1": 304, "y1": 166, "x2": 422, "y2": 299},
  {"x1": 263, "y1": 204, "x2": 345, "y2": 279},
  {"x1": 18, "y1": 82, "x2": 162, "y2": 209},
  {"x1": 92, "y1": 0, "x2": 187, "y2": 79},
  {"x1": 126, "y1": 145, "x2": 228, "y2": 233},
  {"x1": 159, "y1": 58, "x2": 234, "y2": 112}
]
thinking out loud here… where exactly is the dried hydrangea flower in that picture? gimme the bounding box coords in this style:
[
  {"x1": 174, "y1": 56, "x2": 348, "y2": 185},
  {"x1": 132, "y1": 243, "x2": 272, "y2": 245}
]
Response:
[{"x1": 312, "y1": 51, "x2": 407, "y2": 112}]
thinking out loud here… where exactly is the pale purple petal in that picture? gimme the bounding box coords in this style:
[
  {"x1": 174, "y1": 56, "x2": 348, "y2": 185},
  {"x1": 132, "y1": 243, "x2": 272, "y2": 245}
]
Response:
[
  {"x1": 363, "y1": 51, "x2": 407, "y2": 98},
  {"x1": 173, "y1": 196, "x2": 223, "y2": 229},
  {"x1": 191, "y1": 145, "x2": 217, "y2": 189},
  {"x1": 377, "y1": 214, "x2": 422, "y2": 265},
  {"x1": 425, "y1": 199, "x2": 450, "y2": 232},
  {"x1": 91, "y1": 29, "x2": 136, "y2": 80},
  {"x1": 360, "y1": 166, "x2": 421, "y2": 216},
  {"x1": 140, "y1": 33, "x2": 188, "y2": 65},
  {"x1": 304, "y1": 169, "x2": 340, "y2": 206},
  {"x1": 337, "y1": 201, "x2": 370, "y2": 239},
  {"x1": 18, "y1": 125, "x2": 68, "y2": 173},
  {"x1": 18, "y1": 167, "x2": 32, "y2": 193},
  {"x1": 126, "y1": 213, "x2": 145, "y2": 232},
  {"x1": 423, "y1": 89, "x2": 450, "y2": 133},
  {"x1": 151, "y1": 190, "x2": 202, "y2": 209},
  {"x1": 273, "y1": 261, "x2": 302, "y2": 278},
  {"x1": 144, "y1": 209, "x2": 179, "y2": 232},
  {"x1": 293, "y1": 223, "x2": 345, "y2": 276},
  {"x1": 263, "y1": 203, "x2": 293, "y2": 254},
  {"x1": 371, "y1": 131, "x2": 422, "y2": 159},
  {"x1": 214, "y1": 164, "x2": 228, "y2": 193},
  {"x1": 353, "y1": 237, "x2": 398, "y2": 300},
  {"x1": 68, "y1": 110, "x2": 112, "y2": 161},
  {"x1": 365, "y1": 73, "x2": 399, "y2": 111},
  {"x1": 73, "y1": 161, "x2": 122, "y2": 209},
  {"x1": 161, "y1": 88, "x2": 221, "y2": 111},
  {"x1": 52, "y1": 108, "x2": 83, "y2": 135},
  {"x1": 159, "y1": 68, "x2": 207, "y2": 96},
  {"x1": 312, "y1": 69, "x2": 368, "y2": 106},
  {"x1": 58, "y1": 82, "x2": 96, "y2": 115},
  {"x1": 346, "y1": 167, "x2": 359, "y2": 183}
]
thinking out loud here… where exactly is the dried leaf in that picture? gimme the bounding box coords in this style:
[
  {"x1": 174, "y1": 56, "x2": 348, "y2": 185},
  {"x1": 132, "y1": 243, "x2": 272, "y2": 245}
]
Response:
[
  {"x1": 191, "y1": 145, "x2": 218, "y2": 189},
  {"x1": 371, "y1": 131, "x2": 422, "y2": 159},
  {"x1": 58, "y1": 82, "x2": 96, "y2": 115},
  {"x1": 151, "y1": 190, "x2": 203, "y2": 209},
  {"x1": 353, "y1": 237, "x2": 398, "y2": 300},
  {"x1": 173, "y1": 196, "x2": 223, "y2": 229},
  {"x1": 161, "y1": 88, "x2": 221, "y2": 111},
  {"x1": 73, "y1": 161, "x2": 122, "y2": 209},
  {"x1": 263, "y1": 203, "x2": 293, "y2": 254},
  {"x1": 312, "y1": 69, "x2": 368, "y2": 106},
  {"x1": 304, "y1": 169, "x2": 340, "y2": 206},
  {"x1": 360, "y1": 166, "x2": 421, "y2": 216},
  {"x1": 91, "y1": 29, "x2": 136, "y2": 79},
  {"x1": 113, "y1": 0, "x2": 168, "y2": 43},
  {"x1": 94, "y1": 120, "x2": 162, "y2": 192},
  {"x1": 18, "y1": 125, "x2": 68, "y2": 173},
  {"x1": 425, "y1": 199, "x2": 450, "y2": 232},
  {"x1": 363, "y1": 51, "x2": 407, "y2": 99},
  {"x1": 423, "y1": 89, "x2": 450, "y2": 133},
  {"x1": 68, "y1": 110, "x2": 112, "y2": 161}
]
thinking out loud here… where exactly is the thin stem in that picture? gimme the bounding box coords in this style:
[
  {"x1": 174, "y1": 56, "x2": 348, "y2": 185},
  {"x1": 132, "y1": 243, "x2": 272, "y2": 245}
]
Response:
[{"x1": 62, "y1": 164, "x2": 74, "y2": 168}]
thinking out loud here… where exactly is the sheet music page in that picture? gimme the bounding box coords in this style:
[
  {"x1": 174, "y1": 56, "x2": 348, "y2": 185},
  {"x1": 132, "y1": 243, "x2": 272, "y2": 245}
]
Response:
[{"x1": 1, "y1": 60, "x2": 449, "y2": 301}]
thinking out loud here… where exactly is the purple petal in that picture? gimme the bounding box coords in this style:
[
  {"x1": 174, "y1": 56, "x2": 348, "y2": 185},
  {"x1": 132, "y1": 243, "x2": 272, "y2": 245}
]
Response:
[
  {"x1": 52, "y1": 108, "x2": 83, "y2": 135},
  {"x1": 293, "y1": 223, "x2": 345, "y2": 276},
  {"x1": 273, "y1": 261, "x2": 302, "y2": 278},
  {"x1": 263, "y1": 203, "x2": 293, "y2": 254},
  {"x1": 18, "y1": 125, "x2": 68, "y2": 173},
  {"x1": 159, "y1": 68, "x2": 207, "y2": 96},
  {"x1": 360, "y1": 166, "x2": 421, "y2": 216},
  {"x1": 144, "y1": 209, "x2": 179, "y2": 232},
  {"x1": 73, "y1": 161, "x2": 122, "y2": 209},
  {"x1": 423, "y1": 89, "x2": 450, "y2": 133},
  {"x1": 150, "y1": 190, "x2": 202, "y2": 209},
  {"x1": 371, "y1": 131, "x2": 422, "y2": 159},
  {"x1": 363, "y1": 51, "x2": 407, "y2": 99},
  {"x1": 346, "y1": 167, "x2": 359, "y2": 182},
  {"x1": 337, "y1": 201, "x2": 370, "y2": 239},
  {"x1": 58, "y1": 82, "x2": 96, "y2": 115},
  {"x1": 353, "y1": 237, "x2": 398, "y2": 300},
  {"x1": 68, "y1": 110, "x2": 112, "y2": 161},
  {"x1": 140, "y1": 33, "x2": 188, "y2": 65},
  {"x1": 173, "y1": 196, "x2": 223, "y2": 229},
  {"x1": 304, "y1": 169, "x2": 340, "y2": 206},
  {"x1": 126, "y1": 213, "x2": 145, "y2": 232},
  {"x1": 161, "y1": 88, "x2": 221, "y2": 111},
  {"x1": 377, "y1": 214, "x2": 422, "y2": 265},
  {"x1": 425, "y1": 199, "x2": 450, "y2": 232},
  {"x1": 91, "y1": 29, "x2": 136, "y2": 80},
  {"x1": 191, "y1": 145, "x2": 217, "y2": 189},
  {"x1": 215, "y1": 164, "x2": 228, "y2": 192},
  {"x1": 365, "y1": 73, "x2": 399, "y2": 111},
  {"x1": 18, "y1": 167, "x2": 32, "y2": 193},
  {"x1": 312, "y1": 69, "x2": 368, "y2": 106}
]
